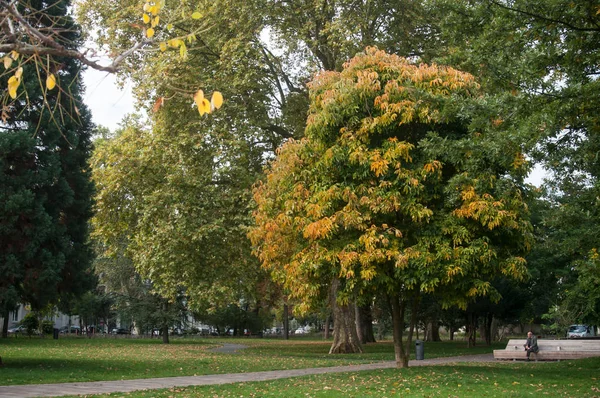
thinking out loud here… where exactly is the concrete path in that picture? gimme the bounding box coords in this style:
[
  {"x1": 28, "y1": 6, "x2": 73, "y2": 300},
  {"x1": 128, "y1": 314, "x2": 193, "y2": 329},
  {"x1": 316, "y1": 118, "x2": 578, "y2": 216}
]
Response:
[
  {"x1": 207, "y1": 343, "x2": 248, "y2": 354},
  {"x1": 0, "y1": 353, "x2": 495, "y2": 398}
]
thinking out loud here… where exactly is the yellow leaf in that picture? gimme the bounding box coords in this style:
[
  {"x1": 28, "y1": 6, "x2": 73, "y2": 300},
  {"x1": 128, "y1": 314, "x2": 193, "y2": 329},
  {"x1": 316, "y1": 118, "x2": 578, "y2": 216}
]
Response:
[
  {"x1": 194, "y1": 90, "x2": 210, "y2": 116},
  {"x1": 159, "y1": 42, "x2": 167, "y2": 52},
  {"x1": 142, "y1": 13, "x2": 150, "y2": 24},
  {"x1": 148, "y1": 5, "x2": 158, "y2": 15},
  {"x1": 168, "y1": 39, "x2": 182, "y2": 47},
  {"x1": 179, "y1": 42, "x2": 187, "y2": 59},
  {"x1": 10, "y1": 51, "x2": 19, "y2": 60},
  {"x1": 166, "y1": 23, "x2": 173, "y2": 30},
  {"x1": 211, "y1": 91, "x2": 223, "y2": 110},
  {"x1": 14, "y1": 67, "x2": 23, "y2": 79},
  {"x1": 46, "y1": 74, "x2": 56, "y2": 90},
  {"x1": 151, "y1": 16, "x2": 160, "y2": 27},
  {"x1": 193, "y1": 89, "x2": 204, "y2": 110},
  {"x1": 199, "y1": 98, "x2": 211, "y2": 116},
  {"x1": 8, "y1": 76, "x2": 20, "y2": 99},
  {"x1": 3, "y1": 56, "x2": 12, "y2": 69},
  {"x1": 146, "y1": 28, "x2": 155, "y2": 38},
  {"x1": 191, "y1": 11, "x2": 202, "y2": 19}
]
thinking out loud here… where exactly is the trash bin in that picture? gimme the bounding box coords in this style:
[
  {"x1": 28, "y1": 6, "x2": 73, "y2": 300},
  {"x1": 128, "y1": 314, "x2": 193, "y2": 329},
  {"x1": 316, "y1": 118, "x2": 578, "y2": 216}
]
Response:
[
  {"x1": 53, "y1": 328, "x2": 59, "y2": 340},
  {"x1": 415, "y1": 339, "x2": 424, "y2": 360}
]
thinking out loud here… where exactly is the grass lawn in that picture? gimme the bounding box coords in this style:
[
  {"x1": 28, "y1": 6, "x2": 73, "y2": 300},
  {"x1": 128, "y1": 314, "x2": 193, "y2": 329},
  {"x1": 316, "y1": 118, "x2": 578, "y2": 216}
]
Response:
[
  {"x1": 62, "y1": 357, "x2": 600, "y2": 397},
  {"x1": 0, "y1": 335, "x2": 503, "y2": 385}
]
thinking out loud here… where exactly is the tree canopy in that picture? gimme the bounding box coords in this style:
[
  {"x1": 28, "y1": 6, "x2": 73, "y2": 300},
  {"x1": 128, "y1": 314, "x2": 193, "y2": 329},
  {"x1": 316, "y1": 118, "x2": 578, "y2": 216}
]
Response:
[{"x1": 250, "y1": 48, "x2": 533, "y2": 366}]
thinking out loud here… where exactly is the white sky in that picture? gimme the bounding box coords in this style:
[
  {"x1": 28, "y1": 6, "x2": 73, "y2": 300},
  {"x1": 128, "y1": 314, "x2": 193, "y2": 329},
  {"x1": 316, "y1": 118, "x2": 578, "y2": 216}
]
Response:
[{"x1": 83, "y1": 68, "x2": 136, "y2": 132}]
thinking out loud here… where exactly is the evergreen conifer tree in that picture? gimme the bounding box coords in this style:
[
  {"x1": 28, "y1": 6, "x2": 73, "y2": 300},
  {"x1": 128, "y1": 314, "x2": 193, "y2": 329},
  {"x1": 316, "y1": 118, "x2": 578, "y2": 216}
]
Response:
[{"x1": 1, "y1": 0, "x2": 95, "y2": 331}]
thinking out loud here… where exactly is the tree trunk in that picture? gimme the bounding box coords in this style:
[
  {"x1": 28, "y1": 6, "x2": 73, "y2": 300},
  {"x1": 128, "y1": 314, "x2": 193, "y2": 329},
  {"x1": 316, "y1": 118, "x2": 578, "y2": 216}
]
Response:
[
  {"x1": 162, "y1": 324, "x2": 169, "y2": 344},
  {"x1": 161, "y1": 302, "x2": 169, "y2": 344},
  {"x1": 425, "y1": 321, "x2": 441, "y2": 342},
  {"x1": 466, "y1": 312, "x2": 477, "y2": 348},
  {"x1": 431, "y1": 320, "x2": 441, "y2": 341},
  {"x1": 484, "y1": 313, "x2": 493, "y2": 346},
  {"x1": 448, "y1": 326, "x2": 455, "y2": 341},
  {"x1": 2, "y1": 310, "x2": 8, "y2": 338},
  {"x1": 283, "y1": 303, "x2": 289, "y2": 340},
  {"x1": 479, "y1": 323, "x2": 487, "y2": 344},
  {"x1": 403, "y1": 295, "x2": 419, "y2": 362},
  {"x1": 324, "y1": 314, "x2": 331, "y2": 340},
  {"x1": 490, "y1": 317, "x2": 499, "y2": 342},
  {"x1": 329, "y1": 279, "x2": 362, "y2": 354},
  {"x1": 390, "y1": 296, "x2": 408, "y2": 368},
  {"x1": 357, "y1": 304, "x2": 376, "y2": 344},
  {"x1": 355, "y1": 303, "x2": 364, "y2": 344}
]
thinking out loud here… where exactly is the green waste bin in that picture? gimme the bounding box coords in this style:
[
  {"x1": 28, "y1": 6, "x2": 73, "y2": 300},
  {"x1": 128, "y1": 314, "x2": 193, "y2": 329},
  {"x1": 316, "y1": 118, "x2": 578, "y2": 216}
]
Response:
[{"x1": 415, "y1": 339, "x2": 424, "y2": 360}]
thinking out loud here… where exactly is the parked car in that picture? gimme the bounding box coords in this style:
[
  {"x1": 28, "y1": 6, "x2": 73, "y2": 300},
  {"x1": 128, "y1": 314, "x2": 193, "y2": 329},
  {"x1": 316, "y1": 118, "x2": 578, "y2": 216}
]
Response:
[
  {"x1": 59, "y1": 326, "x2": 81, "y2": 334},
  {"x1": 111, "y1": 327, "x2": 131, "y2": 335},
  {"x1": 8, "y1": 325, "x2": 40, "y2": 335},
  {"x1": 7, "y1": 325, "x2": 25, "y2": 334},
  {"x1": 567, "y1": 324, "x2": 595, "y2": 338}
]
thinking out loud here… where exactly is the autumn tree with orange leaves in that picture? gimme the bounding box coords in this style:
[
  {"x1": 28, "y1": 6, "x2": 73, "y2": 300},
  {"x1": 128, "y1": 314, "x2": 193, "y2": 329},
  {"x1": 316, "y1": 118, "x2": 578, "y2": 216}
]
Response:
[{"x1": 250, "y1": 48, "x2": 533, "y2": 367}]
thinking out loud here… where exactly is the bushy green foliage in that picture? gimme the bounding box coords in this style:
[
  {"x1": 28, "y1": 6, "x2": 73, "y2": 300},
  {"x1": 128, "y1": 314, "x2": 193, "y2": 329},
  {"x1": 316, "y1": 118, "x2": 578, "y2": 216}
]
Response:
[
  {"x1": 20, "y1": 313, "x2": 38, "y2": 336},
  {"x1": 41, "y1": 320, "x2": 54, "y2": 335}
]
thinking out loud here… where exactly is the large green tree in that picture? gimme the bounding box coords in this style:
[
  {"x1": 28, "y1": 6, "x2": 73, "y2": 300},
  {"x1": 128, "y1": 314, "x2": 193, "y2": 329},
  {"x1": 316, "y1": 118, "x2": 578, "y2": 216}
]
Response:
[
  {"x1": 91, "y1": 111, "x2": 267, "y2": 315},
  {"x1": 431, "y1": 0, "x2": 600, "y2": 328},
  {"x1": 80, "y1": 0, "x2": 449, "y2": 344},
  {"x1": 251, "y1": 48, "x2": 532, "y2": 366},
  {"x1": 0, "y1": 0, "x2": 95, "y2": 335}
]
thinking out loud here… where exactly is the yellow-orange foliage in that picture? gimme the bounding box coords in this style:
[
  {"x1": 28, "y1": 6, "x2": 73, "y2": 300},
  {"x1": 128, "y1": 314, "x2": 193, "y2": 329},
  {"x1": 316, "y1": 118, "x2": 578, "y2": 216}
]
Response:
[{"x1": 250, "y1": 48, "x2": 532, "y2": 314}]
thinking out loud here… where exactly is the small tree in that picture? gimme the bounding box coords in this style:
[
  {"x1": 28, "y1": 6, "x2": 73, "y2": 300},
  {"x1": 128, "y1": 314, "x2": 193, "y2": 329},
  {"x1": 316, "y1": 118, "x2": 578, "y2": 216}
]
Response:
[{"x1": 20, "y1": 313, "x2": 38, "y2": 337}]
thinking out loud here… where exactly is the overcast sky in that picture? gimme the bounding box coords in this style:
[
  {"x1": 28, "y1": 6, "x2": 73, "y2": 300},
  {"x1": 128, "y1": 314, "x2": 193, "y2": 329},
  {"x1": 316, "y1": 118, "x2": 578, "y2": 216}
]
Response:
[{"x1": 83, "y1": 68, "x2": 136, "y2": 132}]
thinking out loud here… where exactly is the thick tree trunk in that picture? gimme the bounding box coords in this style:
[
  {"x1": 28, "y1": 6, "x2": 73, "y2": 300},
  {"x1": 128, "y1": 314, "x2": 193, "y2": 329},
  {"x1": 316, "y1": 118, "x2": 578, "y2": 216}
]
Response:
[
  {"x1": 324, "y1": 314, "x2": 331, "y2": 340},
  {"x1": 425, "y1": 321, "x2": 441, "y2": 342},
  {"x1": 329, "y1": 280, "x2": 362, "y2": 354},
  {"x1": 355, "y1": 304, "x2": 364, "y2": 344},
  {"x1": 357, "y1": 304, "x2": 376, "y2": 344},
  {"x1": 2, "y1": 310, "x2": 8, "y2": 338}
]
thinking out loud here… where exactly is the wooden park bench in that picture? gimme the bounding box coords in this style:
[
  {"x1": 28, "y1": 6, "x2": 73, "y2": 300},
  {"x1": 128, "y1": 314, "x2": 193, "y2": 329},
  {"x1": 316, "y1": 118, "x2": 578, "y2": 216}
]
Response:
[{"x1": 493, "y1": 339, "x2": 600, "y2": 361}]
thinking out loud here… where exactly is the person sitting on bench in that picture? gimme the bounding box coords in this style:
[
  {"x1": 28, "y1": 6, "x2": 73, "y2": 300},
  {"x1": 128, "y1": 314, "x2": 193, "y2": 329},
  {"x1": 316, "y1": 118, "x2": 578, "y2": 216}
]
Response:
[{"x1": 524, "y1": 331, "x2": 539, "y2": 361}]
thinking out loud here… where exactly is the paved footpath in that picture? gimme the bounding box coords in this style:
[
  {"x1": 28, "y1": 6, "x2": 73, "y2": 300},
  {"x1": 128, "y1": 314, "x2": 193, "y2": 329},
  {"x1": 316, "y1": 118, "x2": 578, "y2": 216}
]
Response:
[{"x1": 0, "y1": 347, "x2": 495, "y2": 398}]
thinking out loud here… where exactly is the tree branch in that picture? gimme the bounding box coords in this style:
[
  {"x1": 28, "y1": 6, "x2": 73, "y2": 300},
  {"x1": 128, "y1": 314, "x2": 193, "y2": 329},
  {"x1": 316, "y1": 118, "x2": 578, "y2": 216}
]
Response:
[
  {"x1": 488, "y1": 0, "x2": 600, "y2": 32},
  {"x1": 261, "y1": 123, "x2": 295, "y2": 139},
  {"x1": 0, "y1": 0, "x2": 148, "y2": 73}
]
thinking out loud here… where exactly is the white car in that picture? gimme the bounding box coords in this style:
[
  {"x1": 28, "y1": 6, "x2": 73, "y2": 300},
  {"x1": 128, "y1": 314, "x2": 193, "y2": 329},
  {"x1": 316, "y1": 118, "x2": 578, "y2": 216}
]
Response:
[
  {"x1": 567, "y1": 324, "x2": 594, "y2": 338},
  {"x1": 7, "y1": 325, "x2": 25, "y2": 334}
]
